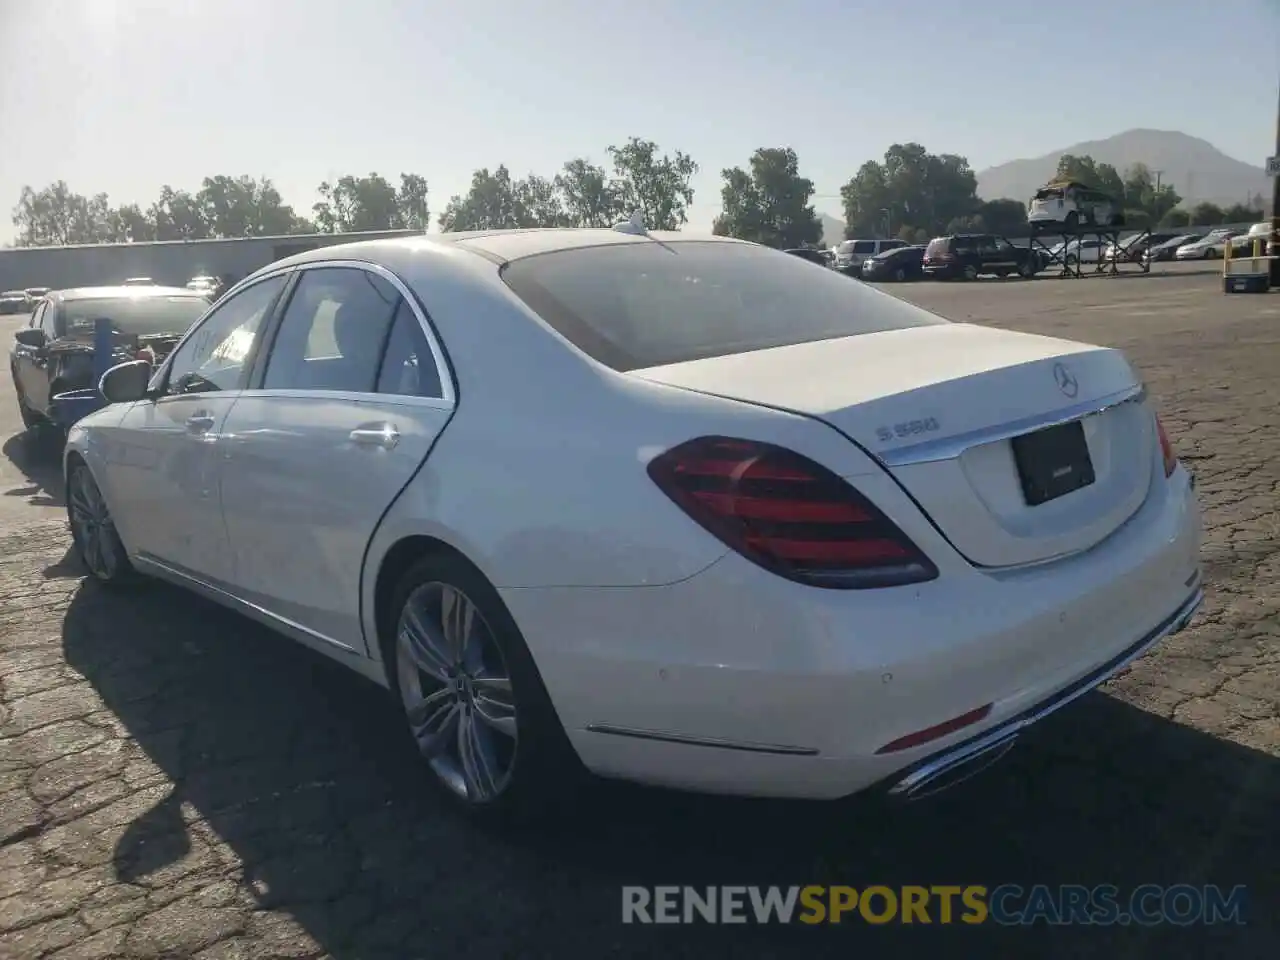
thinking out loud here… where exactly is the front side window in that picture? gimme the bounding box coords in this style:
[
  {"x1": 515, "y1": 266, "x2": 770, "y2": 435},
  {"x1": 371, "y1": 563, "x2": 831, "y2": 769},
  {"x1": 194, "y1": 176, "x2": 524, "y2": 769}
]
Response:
[
  {"x1": 40, "y1": 303, "x2": 59, "y2": 337},
  {"x1": 501, "y1": 240, "x2": 947, "y2": 372},
  {"x1": 261, "y1": 267, "x2": 400, "y2": 392},
  {"x1": 166, "y1": 275, "x2": 286, "y2": 395}
]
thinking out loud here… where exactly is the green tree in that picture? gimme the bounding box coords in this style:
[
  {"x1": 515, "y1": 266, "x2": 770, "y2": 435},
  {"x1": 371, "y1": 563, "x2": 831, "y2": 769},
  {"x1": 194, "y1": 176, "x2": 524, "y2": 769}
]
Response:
[
  {"x1": 840, "y1": 143, "x2": 980, "y2": 238},
  {"x1": 606, "y1": 137, "x2": 698, "y2": 230},
  {"x1": 1221, "y1": 202, "x2": 1262, "y2": 224},
  {"x1": 313, "y1": 172, "x2": 430, "y2": 232},
  {"x1": 553, "y1": 158, "x2": 623, "y2": 227},
  {"x1": 1055, "y1": 154, "x2": 1126, "y2": 199},
  {"x1": 513, "y1": 174, "x2": 567, "y2": 228},
  {"x1": 712, "y1": 147, "x2": 822, "y2": 248},
  {"x1": 1160, "y1": 208, "x2": 1191, "y2": 229},
  {"x1": 148, "y1": 185, "x2": 211, "y2": 240},
  {"x1": 11, "y1": 182, "x2": 121, "y2": 245},
  {"x1": 196, "y1": 175, "x2": 311, "y2": 237},
  {"x1": 975, "y1": 198, "x2": 1028, "y2": 237},
  {"x1": 1189, "y1": 202, "x2": 1225, "y2": 226},
  {"x1": 396, "y1": 173, "x2": 431, "y2": 230},
  {"x1": 438, "y1": 166, "x2": 567, "y2": 232},
  {"x1": 1120, "y1": 163, "x2": 1181, "y2": 222},
  {"x1": 839, "y1": 161, "x2": 893, "y2": 237},
  {"x1": 113, "y1": 203, "x2": 157, "y2": 242}
]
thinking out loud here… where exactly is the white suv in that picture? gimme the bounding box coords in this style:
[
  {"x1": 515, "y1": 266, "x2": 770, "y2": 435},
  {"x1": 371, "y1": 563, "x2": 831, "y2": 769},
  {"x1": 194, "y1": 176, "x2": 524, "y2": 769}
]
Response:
[
  {"x1": 833, "y1": 238, "x2": 907, "y2": 274},
  {"x1": 1028, "y1": 181, "x2": 1123, "y2": 232}
]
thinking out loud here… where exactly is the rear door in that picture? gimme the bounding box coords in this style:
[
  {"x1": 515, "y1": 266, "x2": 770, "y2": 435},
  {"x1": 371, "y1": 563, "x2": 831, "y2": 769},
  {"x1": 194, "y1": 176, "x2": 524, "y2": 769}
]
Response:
[
  {"x1": 27, "y1": 302, "x2": 60, "y2": 412},
  {"x1": 851, "y1": 240, "x2": 876, "y2": 265},
  {"x1": 217, "y1": 263, "x2": 454, "y2": 654}
]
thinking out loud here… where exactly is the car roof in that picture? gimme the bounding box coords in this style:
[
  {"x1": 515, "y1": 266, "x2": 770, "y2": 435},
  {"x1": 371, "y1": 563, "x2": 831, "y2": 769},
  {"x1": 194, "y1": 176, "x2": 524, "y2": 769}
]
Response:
[
  {"x1": 1, "y1": 290, "x2": 27, "y2": 297},
  {"x1": 50, "y1": 285, "x2": 205, "y2": 302},
  {"x1": 259, "y1": 229, "x2": 749, "y2": 276}
]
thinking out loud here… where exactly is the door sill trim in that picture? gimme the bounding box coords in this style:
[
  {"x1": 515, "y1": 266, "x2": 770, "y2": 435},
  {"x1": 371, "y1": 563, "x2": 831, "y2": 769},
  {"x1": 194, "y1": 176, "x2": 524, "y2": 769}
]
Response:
[{"x1": 134, "y1": 553, "x2": 358, "y2": 655}]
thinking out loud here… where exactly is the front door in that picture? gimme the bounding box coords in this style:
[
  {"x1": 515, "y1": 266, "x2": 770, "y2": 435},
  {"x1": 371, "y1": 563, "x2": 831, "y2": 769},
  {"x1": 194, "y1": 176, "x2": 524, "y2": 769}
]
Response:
[
  {"x1": 104, "y1": 274, "x2": 289, "y2": 586},
  {"x1": 218, "y1": 265, "x2": 453, "y2": 654},
  {"x1": 18, "y1": 302, "x2": 58, "y2": 413}
]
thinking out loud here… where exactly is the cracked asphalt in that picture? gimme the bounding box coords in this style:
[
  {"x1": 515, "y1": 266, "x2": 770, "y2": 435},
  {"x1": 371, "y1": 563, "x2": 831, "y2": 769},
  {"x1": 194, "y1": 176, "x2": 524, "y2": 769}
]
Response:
[{"x1": 1, "y1": 270, "x2": 1277, "y2": 958}]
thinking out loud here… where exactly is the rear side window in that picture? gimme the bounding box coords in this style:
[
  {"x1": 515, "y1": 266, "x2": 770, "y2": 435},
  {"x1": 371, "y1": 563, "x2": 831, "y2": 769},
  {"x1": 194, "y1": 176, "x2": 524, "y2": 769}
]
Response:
[
  {"x1": 880, "y1": 240, "x2": 906, "y2": 251},
  {"x1": 376, "y1": 301, "x2": 443, "y2": 399},
  {"x1": 851, "y1": 241, "x2": 876, "y2": 254},
  {"x1": 500, "y1": 241, "x2": 947, "y2": 372},
  {"x1": 924, "y1": 238, "x2": 950, "y2": 257},
  {"x1": 263, "y1": 267, "x2": 399, "y2": 392}
]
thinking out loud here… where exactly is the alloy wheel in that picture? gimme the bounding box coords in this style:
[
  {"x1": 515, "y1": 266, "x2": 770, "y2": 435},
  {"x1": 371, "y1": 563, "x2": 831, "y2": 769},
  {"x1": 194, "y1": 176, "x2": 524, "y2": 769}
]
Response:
[
  {"x1": 68, "y1": 467, "x2": 119, "y2": 580},
  {"x1": 395, "y1": 581, "x2": 518, "y2": 803}
]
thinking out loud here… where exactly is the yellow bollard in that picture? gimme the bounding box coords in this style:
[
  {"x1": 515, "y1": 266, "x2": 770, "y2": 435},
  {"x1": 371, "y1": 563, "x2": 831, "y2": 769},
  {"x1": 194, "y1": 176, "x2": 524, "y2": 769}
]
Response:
[{"x1": 1223, "y1": 236, "x2": 1231, "y2": 276}]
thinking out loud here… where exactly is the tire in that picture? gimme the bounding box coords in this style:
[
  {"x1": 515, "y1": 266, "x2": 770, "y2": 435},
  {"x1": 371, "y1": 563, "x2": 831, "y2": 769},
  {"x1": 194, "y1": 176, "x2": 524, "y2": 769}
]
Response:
[
  {"x1": 67, "y1": 460, "x2": 137, "y2": 586},
  {"x1": 962, "y1": 264, "x2": 979, "y2": 281},
  {"x1": 384, "y1": 552, "x2": 583, "y2": 823},
  {"x1": 893, "y1": 267, "x2": 906, "y2": 282},
  {"x1": 1203, "y1": 248, "x2": 1217, "y2": 260},
  {"x1": 995, "y1": 269, "x2": 1011, "y2": 279},
  {"x1": 14, "y1": 380, "x2": 38, "y2": 429},
  {"x1": 1019, "y1": 260, "x2": 1035, "y2": 278}
]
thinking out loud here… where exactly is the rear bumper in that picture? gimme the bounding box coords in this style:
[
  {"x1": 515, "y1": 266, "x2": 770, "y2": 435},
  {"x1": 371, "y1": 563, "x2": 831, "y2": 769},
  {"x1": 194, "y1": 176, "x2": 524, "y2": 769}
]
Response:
[
  {"x1": 504, "y1": 466, "x2": 1204, "y2": 800},
  {"x1": 883, "y1": 584, "x2": 1203, "y2": 799}
]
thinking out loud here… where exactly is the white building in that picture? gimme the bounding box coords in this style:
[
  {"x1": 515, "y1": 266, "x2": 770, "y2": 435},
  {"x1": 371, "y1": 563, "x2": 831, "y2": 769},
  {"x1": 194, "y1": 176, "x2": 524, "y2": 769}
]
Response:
[{"x1": 0, "y1": 229, "x2": 420, "y2": 292}]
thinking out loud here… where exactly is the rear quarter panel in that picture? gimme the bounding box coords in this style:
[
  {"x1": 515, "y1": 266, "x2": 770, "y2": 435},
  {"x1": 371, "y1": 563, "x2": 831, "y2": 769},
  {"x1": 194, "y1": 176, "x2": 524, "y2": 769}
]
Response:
[{"x1": 363, "y1": 247, "x2": 898, "y2": 593}]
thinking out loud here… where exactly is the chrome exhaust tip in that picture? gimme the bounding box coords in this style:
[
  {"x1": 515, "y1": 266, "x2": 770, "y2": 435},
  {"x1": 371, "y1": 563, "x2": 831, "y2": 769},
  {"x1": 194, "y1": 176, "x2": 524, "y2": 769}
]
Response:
[{"x1": 890, "y1": 733, "x2": 1020, "y2": 801}]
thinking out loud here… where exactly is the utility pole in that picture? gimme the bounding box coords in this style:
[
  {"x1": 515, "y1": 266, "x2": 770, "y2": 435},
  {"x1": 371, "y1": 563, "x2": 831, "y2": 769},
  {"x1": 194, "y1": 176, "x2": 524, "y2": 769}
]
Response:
[
  {"x1": 1271, "y1": 71, "x2": 1280, "y2": 283},
  {"x1": 1153, "y1": 170, "x2": 1164, "y2": 224}
]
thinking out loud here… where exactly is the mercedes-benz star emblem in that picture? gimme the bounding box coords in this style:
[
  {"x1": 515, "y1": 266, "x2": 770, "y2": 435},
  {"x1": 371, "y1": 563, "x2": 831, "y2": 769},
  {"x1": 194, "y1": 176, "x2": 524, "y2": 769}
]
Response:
[{"x1": 1053, "y1": 362, "x2": 1079, "y2": 398}]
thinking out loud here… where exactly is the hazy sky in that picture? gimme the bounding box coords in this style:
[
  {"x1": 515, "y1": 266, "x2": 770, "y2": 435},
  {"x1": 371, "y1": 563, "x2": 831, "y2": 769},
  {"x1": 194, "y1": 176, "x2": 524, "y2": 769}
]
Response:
[{"x1": 1, "y1": 0, "x2": 1277, "y2": 237}]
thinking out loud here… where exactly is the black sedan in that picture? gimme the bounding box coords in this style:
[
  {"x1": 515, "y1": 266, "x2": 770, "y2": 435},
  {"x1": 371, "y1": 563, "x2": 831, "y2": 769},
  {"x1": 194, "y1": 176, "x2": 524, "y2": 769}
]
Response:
[
  {"x1": 0, "y1": 290, "x2": 31, "y2": 315},
  {"x1": 10, "y1": 285, "x2": 210, "y2": 437},
  {"x1": 1144, "y1": 233, "x2": 1202, "y2": 263},
  {"x1": 783, "y1": 247, "x2": 833, "y2": 267},
  {"x1": 860, "y1": 245, "x2": 926, "y2": 282}
]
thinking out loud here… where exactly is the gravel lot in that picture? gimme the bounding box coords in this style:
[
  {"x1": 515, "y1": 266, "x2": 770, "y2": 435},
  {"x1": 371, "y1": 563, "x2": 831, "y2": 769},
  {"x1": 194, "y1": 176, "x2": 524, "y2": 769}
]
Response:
[{"x1": 1, "y1": 269, "x2": 1277, "y2": 959}]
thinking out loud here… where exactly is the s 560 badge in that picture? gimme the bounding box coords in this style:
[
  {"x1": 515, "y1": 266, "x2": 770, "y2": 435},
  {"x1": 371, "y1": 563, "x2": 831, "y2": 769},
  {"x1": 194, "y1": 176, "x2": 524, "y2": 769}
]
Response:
[{"x1": 876, "y1": 418, "x2": 940, "y2": 443}]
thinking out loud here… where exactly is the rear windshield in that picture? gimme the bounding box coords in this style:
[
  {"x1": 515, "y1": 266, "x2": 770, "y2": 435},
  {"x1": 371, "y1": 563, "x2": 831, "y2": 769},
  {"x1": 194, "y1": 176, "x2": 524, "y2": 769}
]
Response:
[
  {"x1": 500, "y1": 241, "x2": 947, "y2": 371},
  {"x1": 62, "y1": 295, "x2": 209, "y2": 338},
  {"x1": 924, "y1": 238, "x2": 951, "y2": 256}
]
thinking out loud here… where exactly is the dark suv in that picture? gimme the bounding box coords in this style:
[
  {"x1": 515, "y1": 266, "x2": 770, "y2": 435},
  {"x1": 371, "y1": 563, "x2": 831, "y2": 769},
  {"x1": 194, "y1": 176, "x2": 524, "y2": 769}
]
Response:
[{"x1": 922, "y1": 234, "x2": 1040, "y2": 280}]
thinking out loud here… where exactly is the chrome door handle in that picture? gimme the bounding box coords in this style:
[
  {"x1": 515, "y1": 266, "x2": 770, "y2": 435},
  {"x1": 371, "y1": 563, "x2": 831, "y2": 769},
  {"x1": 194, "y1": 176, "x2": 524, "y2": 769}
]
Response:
[
  {"x1": 350, "y1": 424, "x2": 400, "y2": 449},
  {"x1": 185, "y1": 414, "x2": 215, "y2": 433}
]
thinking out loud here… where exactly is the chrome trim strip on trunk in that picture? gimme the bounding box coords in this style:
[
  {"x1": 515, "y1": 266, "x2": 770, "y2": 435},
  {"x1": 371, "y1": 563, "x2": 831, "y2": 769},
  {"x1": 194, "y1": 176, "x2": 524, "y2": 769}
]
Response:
[
  {"x1": 878, "y1": 383, "x2": 1146, "y2": 467},
  {"x1": 584, "y1": 723, "x2": 819, "y2": 756},
  {"x1": 887, "y1": 582, "x2": 1203, "y2": 798}
]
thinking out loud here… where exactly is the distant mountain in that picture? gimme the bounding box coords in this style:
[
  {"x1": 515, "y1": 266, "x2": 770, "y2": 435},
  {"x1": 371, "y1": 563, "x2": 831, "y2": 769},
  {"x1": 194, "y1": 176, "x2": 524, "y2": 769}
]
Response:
[
  {"x1": 975, "y1": 129, "x2": 1270, "y2": 208},
  {"x1": 819, "y1": 212, "x2": 846, "y2": 246}
]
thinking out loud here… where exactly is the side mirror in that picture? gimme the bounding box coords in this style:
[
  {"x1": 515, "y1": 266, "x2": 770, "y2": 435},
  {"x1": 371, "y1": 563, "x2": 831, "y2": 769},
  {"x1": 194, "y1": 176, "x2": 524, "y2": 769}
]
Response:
[
  {"x1": 14, "y1": 327, "x2": 46, "y2": 348},
  {"x1": 99, "y1": 360, "x2": 152, "y2": 404}
]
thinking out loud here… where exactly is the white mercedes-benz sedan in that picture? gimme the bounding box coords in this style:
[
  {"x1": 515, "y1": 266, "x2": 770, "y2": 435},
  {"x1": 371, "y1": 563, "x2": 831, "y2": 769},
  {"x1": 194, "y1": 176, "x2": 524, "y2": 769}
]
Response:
[{"x1": 63, "y1": 222, "x2": 1204, "y2": 818}]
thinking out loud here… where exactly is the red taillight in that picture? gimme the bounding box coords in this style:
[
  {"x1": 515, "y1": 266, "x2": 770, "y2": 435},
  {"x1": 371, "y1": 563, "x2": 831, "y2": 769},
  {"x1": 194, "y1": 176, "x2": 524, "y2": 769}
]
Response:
[
  {"x1": 875, "y1": 704, "x2": 993, "y2": 754},
  {"x1": 1155, "y1": 415, "x2": 1177, "y2": 477},
  {"x1": 646, "y1": 436, "x2": 938, "y2": 589}
]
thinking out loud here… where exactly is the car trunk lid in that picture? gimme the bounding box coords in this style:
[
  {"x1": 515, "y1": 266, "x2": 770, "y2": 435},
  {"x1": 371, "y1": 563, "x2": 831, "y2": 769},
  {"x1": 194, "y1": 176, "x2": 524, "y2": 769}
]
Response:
[{"x1": 633, "y1": 323, "x2": 1154, "y2": 568}]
